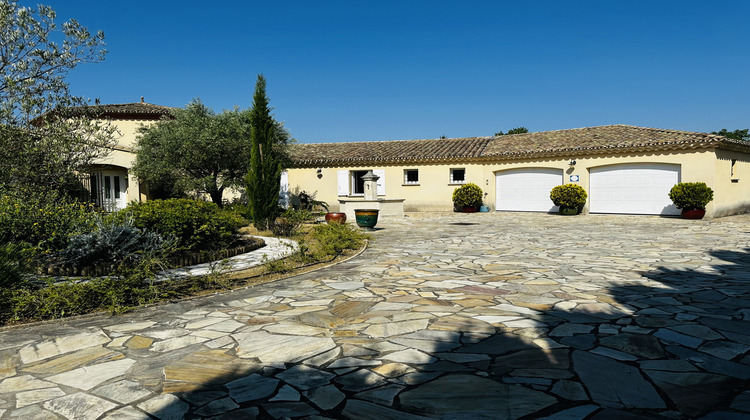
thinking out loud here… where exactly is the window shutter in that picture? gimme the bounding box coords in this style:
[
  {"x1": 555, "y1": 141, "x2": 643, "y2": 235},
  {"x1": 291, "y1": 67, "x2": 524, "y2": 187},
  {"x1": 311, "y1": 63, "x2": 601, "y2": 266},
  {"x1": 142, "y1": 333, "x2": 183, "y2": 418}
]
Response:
[
  {"x1": 374, "y1": 169, "x2": 385, "y2": 196},
  {"x1": 337, "y1": 170, "x2": 349, "y2": 196},
  {"x1": 279, "y1": 171, "x2": 290, "y2": 207}
]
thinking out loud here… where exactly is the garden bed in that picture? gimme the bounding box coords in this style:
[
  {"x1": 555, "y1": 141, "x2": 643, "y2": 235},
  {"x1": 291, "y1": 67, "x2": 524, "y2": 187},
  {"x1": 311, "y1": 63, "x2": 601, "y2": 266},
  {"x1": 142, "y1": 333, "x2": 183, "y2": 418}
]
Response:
[
  {"x1": 37, "y1": 237, "x2": 265, "y2": 277},
  {"x1": 1, "y1": 221, "x2": 369, "y2": 326}
]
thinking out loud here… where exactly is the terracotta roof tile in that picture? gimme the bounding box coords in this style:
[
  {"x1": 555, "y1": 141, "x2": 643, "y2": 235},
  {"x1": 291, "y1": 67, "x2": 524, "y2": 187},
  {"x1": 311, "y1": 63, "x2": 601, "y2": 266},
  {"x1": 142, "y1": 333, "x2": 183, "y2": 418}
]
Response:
[
  {"x1": 290, "y1": 125, "x2": 749, "y2": 166},
  {"x1": 289, "y1": 136, "x2": 492, "y2": 166},
  {"x1": 481, "y1": 124, "x2": 732, "y2": 157},
  {"x1": 69, "y1": 102, "x2": 176, "y2": 120}
]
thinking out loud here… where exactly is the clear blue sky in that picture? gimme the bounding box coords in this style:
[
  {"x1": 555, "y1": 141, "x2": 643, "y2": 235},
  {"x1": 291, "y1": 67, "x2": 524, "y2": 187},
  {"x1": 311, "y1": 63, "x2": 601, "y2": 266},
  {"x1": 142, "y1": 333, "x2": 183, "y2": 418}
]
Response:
[{"x1": 35, "y1": 0, "x2": 750, "y2": 143}]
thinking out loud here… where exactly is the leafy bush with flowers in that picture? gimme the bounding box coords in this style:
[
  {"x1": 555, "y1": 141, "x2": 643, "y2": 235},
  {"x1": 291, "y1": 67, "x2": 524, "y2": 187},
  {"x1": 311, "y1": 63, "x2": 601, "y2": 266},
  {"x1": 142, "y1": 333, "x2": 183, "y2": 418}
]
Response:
[{"x1": 0, "y1": 190, "x2": 98, "y2": 252}]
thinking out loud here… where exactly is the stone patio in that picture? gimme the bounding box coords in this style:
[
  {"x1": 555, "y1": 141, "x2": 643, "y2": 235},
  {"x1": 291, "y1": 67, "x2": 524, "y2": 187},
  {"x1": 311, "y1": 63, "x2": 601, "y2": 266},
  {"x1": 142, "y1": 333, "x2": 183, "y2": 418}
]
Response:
[{"x1": 1, "y1": 212, "x2": 750, "y2": 419}]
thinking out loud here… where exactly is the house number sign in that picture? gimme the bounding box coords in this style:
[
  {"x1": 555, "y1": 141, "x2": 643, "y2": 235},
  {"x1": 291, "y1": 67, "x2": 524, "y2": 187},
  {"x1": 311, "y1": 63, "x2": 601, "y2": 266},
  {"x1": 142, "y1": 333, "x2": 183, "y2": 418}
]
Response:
[{"x1": 569, "y1": 175, "x2": 580, "y2": 182}]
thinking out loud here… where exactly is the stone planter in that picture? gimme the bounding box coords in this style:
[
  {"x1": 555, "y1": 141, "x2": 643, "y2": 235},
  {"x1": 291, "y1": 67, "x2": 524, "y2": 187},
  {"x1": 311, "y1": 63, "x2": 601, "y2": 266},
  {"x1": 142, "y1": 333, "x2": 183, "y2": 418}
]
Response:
[
  {"x1": 325, "y1": 212, "x2": 347, "y2": 224},
  {"x1": 681, "y1": 208, "x2": 706, "y2": 219},
  {"x1": 355, "y1": 209, "x2": 379, "y2": 230}
]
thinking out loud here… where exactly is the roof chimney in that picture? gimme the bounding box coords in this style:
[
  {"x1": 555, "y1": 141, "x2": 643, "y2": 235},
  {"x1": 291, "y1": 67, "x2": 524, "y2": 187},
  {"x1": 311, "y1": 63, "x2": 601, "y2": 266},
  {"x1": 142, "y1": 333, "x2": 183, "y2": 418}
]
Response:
[{"x1": 140, "y1": 96, "x2": 144, "y2": 103}]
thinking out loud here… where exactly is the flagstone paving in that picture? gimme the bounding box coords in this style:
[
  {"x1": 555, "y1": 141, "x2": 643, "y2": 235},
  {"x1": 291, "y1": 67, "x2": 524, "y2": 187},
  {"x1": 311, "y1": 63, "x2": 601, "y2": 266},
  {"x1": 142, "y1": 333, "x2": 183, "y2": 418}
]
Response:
[{"x1": 2, "y1": 212, "x2": 750, "y2": 419}]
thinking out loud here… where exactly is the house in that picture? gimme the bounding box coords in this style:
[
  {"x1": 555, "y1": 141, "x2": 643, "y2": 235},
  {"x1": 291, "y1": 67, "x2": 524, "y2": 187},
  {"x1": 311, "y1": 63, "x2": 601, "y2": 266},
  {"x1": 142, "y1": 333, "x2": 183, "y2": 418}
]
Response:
[
  {"x1": 78, "y1": 100, "x2": 174, "y2": 211},
  {"x1": 285, "y1": 125, "x2": 750, "y2": 218}
]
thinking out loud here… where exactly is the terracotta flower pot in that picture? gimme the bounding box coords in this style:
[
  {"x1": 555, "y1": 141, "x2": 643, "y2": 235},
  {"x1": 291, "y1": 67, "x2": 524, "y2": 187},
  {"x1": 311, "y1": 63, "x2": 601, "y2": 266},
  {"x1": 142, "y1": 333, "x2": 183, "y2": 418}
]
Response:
[
  {"x1": 325, "y1": 212, "x2": 347, "y2": 224},
  {"x1": 462, "y1": 206, "x2": 477, "y2": 213},
  {"x1": 681, "y1": 208, "x2": 706, "y2": 219}
]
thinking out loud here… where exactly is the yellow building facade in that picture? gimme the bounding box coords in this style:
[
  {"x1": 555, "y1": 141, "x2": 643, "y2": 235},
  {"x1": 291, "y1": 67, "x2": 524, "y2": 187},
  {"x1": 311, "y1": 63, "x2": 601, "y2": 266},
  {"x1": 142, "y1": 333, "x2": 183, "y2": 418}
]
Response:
[
  {"x1": 286, "y1": 125, "x2": 750, "y2": 218},
  {"x1": 82, "y1": 101, "x2": 174, "y2": 211}
]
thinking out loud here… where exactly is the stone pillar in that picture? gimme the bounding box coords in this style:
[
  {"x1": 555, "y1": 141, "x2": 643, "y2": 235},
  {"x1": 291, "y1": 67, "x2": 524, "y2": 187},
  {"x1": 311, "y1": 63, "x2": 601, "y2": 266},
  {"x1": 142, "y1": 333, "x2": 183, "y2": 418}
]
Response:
[{"x1": 362, "y1": 170, "x2": 379, "y2": 201}]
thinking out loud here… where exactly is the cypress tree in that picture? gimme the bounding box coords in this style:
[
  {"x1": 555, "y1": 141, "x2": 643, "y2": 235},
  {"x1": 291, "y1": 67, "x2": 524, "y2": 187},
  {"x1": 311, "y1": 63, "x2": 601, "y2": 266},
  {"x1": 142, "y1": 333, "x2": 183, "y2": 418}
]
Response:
[{"x1": 247, "y1": 74, "x2": 284, "y2": 230}]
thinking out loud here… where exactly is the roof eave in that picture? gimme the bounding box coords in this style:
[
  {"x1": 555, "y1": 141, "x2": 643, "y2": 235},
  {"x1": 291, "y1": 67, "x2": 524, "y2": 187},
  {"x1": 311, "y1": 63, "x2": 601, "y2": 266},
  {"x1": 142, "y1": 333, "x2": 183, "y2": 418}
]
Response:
[{"x1": 290, "y1": 140, "x2": 747, "y2": 168}]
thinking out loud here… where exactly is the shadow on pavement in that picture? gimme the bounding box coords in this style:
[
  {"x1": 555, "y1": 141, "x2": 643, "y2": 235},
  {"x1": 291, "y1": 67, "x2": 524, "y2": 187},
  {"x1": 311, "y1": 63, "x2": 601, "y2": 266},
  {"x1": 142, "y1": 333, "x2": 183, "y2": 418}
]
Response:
[{"x1": 146, "y1": 249, "x2": 750, "y2": 419}]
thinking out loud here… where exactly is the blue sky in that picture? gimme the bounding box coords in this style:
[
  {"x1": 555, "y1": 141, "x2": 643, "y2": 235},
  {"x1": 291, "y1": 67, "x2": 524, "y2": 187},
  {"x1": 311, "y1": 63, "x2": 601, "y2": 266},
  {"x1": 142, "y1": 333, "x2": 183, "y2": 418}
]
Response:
[{"x1": 35, "y1": 0, "x2": 750, "y2": 143}]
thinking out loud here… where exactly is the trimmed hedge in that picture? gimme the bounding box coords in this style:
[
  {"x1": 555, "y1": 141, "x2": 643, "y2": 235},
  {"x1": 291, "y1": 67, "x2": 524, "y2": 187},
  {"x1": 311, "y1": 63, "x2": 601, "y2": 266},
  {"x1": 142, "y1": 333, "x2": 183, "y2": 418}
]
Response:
[
  {"x1": 669, "y1": 182, "x2": 714, "y2": 211},
  {"x1": 118, "y1": 199, "x2": 246, "y2": 251},
  {"x1": 452, "y1": 183, "x2": 484, "y2": 208},
  {"x1": 550, "y1": 184, "x2": 588, "y2": 209}
]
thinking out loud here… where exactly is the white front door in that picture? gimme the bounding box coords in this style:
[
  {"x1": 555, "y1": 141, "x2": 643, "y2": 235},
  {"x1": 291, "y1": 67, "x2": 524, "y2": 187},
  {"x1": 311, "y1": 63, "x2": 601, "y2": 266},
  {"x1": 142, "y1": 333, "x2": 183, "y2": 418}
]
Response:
[
  {"x1": 495, "y1": 168, "x2": 563, "y2": 212},
  {"x1": 589, "y1": 163, "x2": 680, "y2": 215},
  {"x1": 92, "y1": 171, "x2": 128, "y2": 212}
]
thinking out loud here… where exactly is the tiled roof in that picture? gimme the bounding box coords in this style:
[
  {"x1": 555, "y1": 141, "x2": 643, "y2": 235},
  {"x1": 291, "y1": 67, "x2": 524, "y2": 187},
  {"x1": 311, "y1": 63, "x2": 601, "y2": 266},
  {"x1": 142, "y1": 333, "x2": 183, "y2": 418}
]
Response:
[
  {"x1": 290, "y1": 125, "x2": 750, "y2": 166},
  {"x1": 61, "y1": 102, "x2": 176, "y2": 120},
  {"x1": 481, "y1": 124, "x2": 737, "y2": 158},
  {"x1": 289, "y1": 136, "x2": 492, "y2": 166}
]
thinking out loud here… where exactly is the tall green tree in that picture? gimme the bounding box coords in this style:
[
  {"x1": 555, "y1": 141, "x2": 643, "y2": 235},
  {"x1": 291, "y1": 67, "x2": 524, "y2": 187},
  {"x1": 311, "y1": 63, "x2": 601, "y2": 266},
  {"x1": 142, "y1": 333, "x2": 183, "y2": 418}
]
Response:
[
  {"x1": 246, "y1": 75, "x2": 290, "y2": 230},
  {"x1": 0, "y1": 0, "x2": 113, "y2": 196},
  {"x1": 495, "y1": 127, "x2": 529, "y2": 136},
  {"x1": 711, "y1": 128, "x2": 750, "y2": 142},
  {"x1": 133, "y1": 100, "x2": 252, "y2": 206}
]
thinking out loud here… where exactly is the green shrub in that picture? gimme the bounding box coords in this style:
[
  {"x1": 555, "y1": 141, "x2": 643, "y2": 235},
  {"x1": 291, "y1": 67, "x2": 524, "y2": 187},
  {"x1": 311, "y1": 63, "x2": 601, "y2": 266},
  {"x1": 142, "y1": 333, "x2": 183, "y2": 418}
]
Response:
[
  {"x1": 312, "y1": 222, "x2": 368, "y2": 257},
  {"x1": 452, "y1": 183, "x2": 483, "y2": 208},
  {"x1": 290, "y1": 188, "x2": 328, "y2": 212},
  {"x1": 224, "y1": 201, "x2": 251, "y2": 221},
  {"x1": 0, "y1": 243, "x2": 35, "y2": 288},
  {"x1": 271, "y1": 208, "x2": 314, "y2": 237},
  {"x1": 669, "y1": 182, "x2": 714, "y2": 210},
  {"x1": 3, "y1": 274, "x2": 163, "y2": 323},
  {"x1": 550, "y1": 184, "x2": 588, "y2": 209},
  {"x1": 0, "y1": 191, "x2": 97, "y2": 251},
  {"x1": 56, "y1": 217, "x2": 171, "y2": 268},
  {"x1": 119, "y1": 199, "x2": 246, "y2": 251}
]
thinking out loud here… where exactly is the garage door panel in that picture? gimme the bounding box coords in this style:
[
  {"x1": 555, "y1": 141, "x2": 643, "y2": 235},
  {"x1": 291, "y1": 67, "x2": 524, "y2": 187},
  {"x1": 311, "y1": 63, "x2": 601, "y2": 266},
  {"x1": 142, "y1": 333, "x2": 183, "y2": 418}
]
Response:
[
  {"x1": 496, "y1": 168, "x2": 562, "y2": 212},
  {"x1": 590, "y1": 163, "x2": 680, "y2": 215}
]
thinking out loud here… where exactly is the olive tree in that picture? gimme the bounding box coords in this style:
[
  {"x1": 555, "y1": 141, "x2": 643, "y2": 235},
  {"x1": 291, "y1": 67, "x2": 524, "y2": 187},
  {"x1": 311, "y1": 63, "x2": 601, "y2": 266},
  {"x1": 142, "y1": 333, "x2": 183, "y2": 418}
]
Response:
[
  {"x1": 0, "y1": 0, "x2": 113, "y2": 195},
  {"x1": 133, "y1": 100, "x2": 252, "y2": 206}
]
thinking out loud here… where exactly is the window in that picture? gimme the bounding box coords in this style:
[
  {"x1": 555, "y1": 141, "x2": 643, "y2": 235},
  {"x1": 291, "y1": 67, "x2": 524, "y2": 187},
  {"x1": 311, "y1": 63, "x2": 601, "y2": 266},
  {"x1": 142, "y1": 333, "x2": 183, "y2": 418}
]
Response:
[
  {"x1": 404, "y1": 169, "x2": 419, "y2": 185},
  {"x1": 90, "y1": 174, "x2": 98, "y2": 202},
  {"x1": 338, "y1": 169, "x2": 386, "y2": 196},
  {"x1": 104, "y1": 176, "x2": 111, "y2": 199},
  {"x1": 450, "y1": 168, "x2": 466, "y2": 184},
  {"x1": 732, "y1": 159, "x2": 739, "y2": 182},
  {"x1": 114, "y1": 176, "x2": 121, "y2": 199},
  {"x1": 351, "y1": 170, "x2": 369, "y2": 195}
]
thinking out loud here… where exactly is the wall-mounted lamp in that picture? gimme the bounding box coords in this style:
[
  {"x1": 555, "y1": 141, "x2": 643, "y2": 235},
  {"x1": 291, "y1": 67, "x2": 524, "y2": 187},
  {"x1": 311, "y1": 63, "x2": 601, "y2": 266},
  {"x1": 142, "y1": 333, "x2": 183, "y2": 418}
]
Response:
[
  {"x1": 568, "y1": 160, "x2": 577, "y2": 167},
  {"x1": 316, "y1": 168, "x2": 322, "y2": 179}
]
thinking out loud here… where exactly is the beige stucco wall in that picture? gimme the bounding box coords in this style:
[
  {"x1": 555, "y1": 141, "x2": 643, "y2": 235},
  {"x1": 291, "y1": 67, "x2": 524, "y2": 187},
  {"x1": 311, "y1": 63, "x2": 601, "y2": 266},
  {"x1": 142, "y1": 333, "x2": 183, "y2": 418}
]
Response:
[
  {"x1": 89, "y1": 119, "x2": 158, "y2": 205},
  {"x1": 712, "y1": 149, "x2": 750, "y2": 217},
  {"x1": 91, "y1": 149, "x2": 142, "y2": 204},
  {"x1": 109, "y1": 119, "x2": 159, "y2": 149},
  {"x1": 287, "y1": 163, "x2": 488, "y2": 212},
  {"x1": 288, "y1": 147, "x2": 750, "y2": 218}
]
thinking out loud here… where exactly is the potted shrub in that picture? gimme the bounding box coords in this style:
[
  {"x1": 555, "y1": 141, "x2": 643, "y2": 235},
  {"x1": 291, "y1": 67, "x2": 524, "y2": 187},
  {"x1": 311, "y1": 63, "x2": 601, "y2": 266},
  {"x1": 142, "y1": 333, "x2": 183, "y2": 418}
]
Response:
[
  {"x1": 668, "y1": 182, "x2": 714, "y2": 219},
  {"x1": 549, "y1": 184, "x2": 587, "y2": 215},
  {"x1": 452, "y1": 183, "x2": 483, "y2": 212}
]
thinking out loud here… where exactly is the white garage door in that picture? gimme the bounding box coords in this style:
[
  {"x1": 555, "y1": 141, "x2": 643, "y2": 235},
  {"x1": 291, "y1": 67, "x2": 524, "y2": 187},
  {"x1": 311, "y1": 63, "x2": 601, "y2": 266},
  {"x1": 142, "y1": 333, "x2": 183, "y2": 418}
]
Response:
[
  {"x1": 590, "y1": 163, "x2": 680, "y2": 215},
  {"x1": 496, "y1": 168, "x2": 563, "y2": 212}
]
